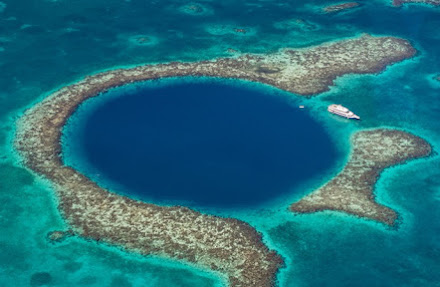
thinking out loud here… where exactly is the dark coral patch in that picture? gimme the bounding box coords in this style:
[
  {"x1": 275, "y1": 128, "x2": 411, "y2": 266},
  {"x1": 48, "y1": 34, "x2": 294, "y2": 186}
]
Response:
[{"x1": 30, "y1": 272, "x2": 52, "y2": 287}]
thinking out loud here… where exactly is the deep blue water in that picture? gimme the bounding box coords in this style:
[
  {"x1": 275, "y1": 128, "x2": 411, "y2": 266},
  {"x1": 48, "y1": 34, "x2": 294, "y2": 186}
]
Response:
[
  {"x1": 64, "y1": 80, "x2": 338, "y2": 208},
  {"x1": 2, "y1": 0, "x2": 440, "y2": 286}
]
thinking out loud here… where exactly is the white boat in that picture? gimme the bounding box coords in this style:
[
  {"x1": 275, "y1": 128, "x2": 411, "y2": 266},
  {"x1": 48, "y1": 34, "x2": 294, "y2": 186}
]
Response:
[{"x1": 328, "y1": 104, "x2": 360, "y2": 120}]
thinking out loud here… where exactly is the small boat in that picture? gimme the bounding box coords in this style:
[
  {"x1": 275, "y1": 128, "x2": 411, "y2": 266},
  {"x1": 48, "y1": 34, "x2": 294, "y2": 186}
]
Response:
[
  {"x1": 328, "y1": 104, "x2": 360, "y2": 120},
  {"x1": 299, "y1": 105, "x2": 305, "y2": 109}
]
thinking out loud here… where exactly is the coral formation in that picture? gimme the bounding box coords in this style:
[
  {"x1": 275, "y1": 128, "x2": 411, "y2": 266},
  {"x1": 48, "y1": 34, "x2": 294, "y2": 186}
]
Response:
[
  {"x1": 47, "y1": 230, "x2": 74, "y2": 243},
  {"x1": 290, "y1": 129, "x2": 431, "y2": 225},
  {"x1": 393, "y1": 0, "x2": 440, "y2": 6},
  {"x1": 323, "y1": 2, "x2": 360, "y2": 13}
]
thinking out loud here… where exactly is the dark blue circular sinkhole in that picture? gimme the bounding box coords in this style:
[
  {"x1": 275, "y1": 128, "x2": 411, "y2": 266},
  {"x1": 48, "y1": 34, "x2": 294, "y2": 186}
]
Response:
[{"x1": 63, "y1": 79, "x2": 338, "y2": 208}]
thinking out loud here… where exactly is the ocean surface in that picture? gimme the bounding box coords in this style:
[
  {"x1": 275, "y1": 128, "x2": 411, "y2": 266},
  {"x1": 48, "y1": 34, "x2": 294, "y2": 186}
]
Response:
[
  {"x1": 1, "y1": 0, "x2": 440, "y2": 286},
  {"x1": 63, "y1": 79, "x2": 339, "y2": 209}
]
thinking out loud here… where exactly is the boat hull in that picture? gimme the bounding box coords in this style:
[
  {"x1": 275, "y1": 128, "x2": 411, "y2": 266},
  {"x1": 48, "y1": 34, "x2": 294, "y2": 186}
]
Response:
[{"x1": 328, "y1": 105, "x2": 360, "y2": 120}]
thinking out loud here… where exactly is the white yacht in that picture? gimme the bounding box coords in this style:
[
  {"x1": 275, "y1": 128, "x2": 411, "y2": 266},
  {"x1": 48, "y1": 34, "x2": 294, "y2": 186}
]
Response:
[{"x1": 328, "y1": 104, "x2": 360, "y2": 120}]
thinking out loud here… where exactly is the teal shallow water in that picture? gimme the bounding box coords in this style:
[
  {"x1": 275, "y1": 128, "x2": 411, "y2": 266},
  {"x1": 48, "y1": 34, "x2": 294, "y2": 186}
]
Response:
[{"x1": 1, "y1": 0, "x2": 440, "y2": 286}]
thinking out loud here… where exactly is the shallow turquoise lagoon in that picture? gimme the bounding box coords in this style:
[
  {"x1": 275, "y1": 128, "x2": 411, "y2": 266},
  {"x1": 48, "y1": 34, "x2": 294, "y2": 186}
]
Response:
[{"x1": 1, "y1": 0, "x2": 440, "y2": 286}]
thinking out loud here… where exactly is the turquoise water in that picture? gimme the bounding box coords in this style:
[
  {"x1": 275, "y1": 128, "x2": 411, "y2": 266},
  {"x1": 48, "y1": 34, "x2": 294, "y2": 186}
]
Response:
[
  {"x1": 1, "y1": 0, "x2": 440, "y2": 286},
  {"x1": 63, "y1": 79, "x2": 339, "y2": 209}
]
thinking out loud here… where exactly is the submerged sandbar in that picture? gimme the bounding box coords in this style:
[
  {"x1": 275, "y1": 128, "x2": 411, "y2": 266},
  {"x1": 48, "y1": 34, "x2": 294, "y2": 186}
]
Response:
[
  {"x1": 290, "y1": 129, "x2": 431, "y2": 225},
  {"x1": 15, "y1": 34, "x2": 417, "y2": 286}
]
